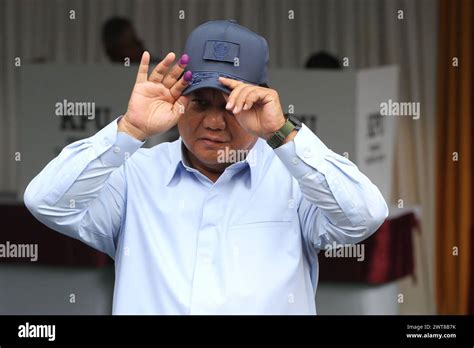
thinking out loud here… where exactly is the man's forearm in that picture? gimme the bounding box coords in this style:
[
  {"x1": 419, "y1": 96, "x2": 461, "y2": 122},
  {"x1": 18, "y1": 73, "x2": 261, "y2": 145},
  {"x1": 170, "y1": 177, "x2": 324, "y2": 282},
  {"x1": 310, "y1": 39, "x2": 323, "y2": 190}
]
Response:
[
  {"x1": 24, "y1": 117, "x2": 143, "y2": 230},
  {"x1": 274, "y1": 124, "x2": 388, "y2": 244}
]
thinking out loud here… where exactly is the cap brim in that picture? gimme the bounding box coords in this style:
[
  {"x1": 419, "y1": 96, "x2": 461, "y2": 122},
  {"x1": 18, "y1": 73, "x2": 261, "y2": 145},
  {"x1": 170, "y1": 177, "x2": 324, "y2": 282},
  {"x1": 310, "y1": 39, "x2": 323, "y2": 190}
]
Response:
[
  {"x1": 182, "y1": 72, "x2": 249, "y2": 96},
  {"x1": 182, "y1": 78, "x2": 230, "y2": 96}
]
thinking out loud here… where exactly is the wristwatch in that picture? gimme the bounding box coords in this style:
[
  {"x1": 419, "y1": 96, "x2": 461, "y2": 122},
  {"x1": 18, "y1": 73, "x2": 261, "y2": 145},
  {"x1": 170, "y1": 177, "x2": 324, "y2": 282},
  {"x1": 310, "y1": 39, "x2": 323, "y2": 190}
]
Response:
[{"x1": 266, "y1": 114, "x2": 302, "y2": 149}]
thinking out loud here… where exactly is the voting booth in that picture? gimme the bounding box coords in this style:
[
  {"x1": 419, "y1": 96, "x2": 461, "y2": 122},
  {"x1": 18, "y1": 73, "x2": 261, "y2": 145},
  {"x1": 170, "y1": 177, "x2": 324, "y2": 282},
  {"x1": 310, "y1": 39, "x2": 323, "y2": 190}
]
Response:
[
  {"x1": 16, "y1": 64, "x2": 405, "y2": 314},
  {"x1": 18, "y1": 65, "x2": 136, "y2": 195},
  {"x1": 269, "y1": 67, "x2": 398, "y2": 203}
]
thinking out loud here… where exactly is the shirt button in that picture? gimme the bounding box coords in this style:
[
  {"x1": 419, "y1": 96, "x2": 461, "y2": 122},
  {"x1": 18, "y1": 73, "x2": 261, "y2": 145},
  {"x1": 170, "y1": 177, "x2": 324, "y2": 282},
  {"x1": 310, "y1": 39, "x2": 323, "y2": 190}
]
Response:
[
  {"x1": 113, "y1": 146, "x2": 120, "y2": 154},
  {"x1": 303, "y1": 147, "x2": 312, "y2": 158},
  {"x1": 103, "y1": 137, "x2": 110, "y2": 146},
  {"x1": 292, "y1": 157, "x2": 300, "y2": 165}
]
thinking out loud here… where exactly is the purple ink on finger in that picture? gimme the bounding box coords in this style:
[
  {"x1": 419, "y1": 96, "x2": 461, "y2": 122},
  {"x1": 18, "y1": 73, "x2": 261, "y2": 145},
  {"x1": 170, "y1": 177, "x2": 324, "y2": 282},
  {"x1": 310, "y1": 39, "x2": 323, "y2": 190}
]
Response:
[
  {"x1": 179, "y1": 54, "x2": 189, "y2": 66},
  {"x1": 184, "y1": 70, "x2": 193, "y2": 82}
]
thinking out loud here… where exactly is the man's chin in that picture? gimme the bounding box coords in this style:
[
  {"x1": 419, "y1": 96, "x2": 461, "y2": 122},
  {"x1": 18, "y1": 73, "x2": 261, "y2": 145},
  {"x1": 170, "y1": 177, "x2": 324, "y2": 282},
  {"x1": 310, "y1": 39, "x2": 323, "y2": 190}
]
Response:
[
  {"x1": 196, "y1": 152, "x2": 235, "y2": 170},
  {"x1": 189, "y1": 142, "x2": 243, "y2": 169}
]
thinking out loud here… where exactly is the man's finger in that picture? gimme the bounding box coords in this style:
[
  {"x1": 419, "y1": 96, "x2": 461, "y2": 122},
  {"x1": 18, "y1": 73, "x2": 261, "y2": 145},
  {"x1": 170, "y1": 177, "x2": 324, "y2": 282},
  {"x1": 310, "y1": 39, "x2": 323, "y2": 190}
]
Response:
[
  {"x1": 233, "y1": 86, "x2": 255, "y2": 114},
  {"x1": 169, "y1": 71, "x2": 193, "y2": 100},
  {"x1": 149, "y1": 52, "x2": 175, "y2": 83},
  {"x1": 225, "y1": 84, "x2": 247, "y2": 112},
  {"x1": 162, "y1": 54, "x2": 189, "y2": 88},
  {"x1": 221, "y1": 92, "x2": 230, "y2": 103},
  {"x1": 136, "y1": 51, "x2": 151, "y2": 84},
  {"x1": 219, "y1": 76, "x2": 242, "y2": 90},
  {"x1": 241, "y1": 90, "x2": 260, "y2": 111}
]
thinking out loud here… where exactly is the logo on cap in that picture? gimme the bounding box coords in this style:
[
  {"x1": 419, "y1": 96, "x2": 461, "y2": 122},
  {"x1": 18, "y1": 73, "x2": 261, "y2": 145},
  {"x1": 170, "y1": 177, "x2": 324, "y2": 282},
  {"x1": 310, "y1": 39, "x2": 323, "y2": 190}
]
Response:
[{"x1": 213, "y1": 42, "x2": 230, "y2": 59}]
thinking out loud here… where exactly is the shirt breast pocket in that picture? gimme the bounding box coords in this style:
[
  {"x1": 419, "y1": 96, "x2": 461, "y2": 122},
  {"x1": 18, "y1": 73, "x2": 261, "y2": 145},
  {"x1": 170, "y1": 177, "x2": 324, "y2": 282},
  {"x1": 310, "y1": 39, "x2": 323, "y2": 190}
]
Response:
[{"x1": 226, "y1": 221, "x2": 300, "y2": 304}]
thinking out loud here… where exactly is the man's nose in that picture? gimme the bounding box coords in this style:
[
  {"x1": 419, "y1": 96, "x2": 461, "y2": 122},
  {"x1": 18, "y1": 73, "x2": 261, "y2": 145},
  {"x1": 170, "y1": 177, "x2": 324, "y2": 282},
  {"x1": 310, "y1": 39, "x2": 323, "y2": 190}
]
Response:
[{"x1": 202, "y1": 108, "x2": 226, "y2": 130}]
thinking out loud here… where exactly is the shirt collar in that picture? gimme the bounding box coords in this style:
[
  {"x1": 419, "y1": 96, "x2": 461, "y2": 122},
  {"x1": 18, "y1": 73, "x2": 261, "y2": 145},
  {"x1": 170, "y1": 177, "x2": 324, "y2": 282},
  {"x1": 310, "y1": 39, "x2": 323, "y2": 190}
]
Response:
[{"x1": 165, "y1": 137, "x2": 266, "y2": 189}]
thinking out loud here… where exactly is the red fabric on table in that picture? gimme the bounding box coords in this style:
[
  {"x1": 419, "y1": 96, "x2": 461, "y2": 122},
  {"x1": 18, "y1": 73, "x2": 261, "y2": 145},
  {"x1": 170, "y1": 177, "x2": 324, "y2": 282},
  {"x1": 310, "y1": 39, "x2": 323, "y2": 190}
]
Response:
[
  {"x1": 2, "y1": 203, "x2": 417, "y2": 279},
  {"x1": 318, "y1": 212, "x2": 417, "y2": 284},
  {"x1": 0, "y1": 204, "x2": 110, "y2": 267}
]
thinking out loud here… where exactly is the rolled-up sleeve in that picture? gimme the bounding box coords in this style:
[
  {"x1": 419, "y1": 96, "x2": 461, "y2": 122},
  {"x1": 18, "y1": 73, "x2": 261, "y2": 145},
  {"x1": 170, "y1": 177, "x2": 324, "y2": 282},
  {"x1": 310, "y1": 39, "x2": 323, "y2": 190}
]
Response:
[{"x1": 274, "y1": 124, "x2": 388, "y2": 251}]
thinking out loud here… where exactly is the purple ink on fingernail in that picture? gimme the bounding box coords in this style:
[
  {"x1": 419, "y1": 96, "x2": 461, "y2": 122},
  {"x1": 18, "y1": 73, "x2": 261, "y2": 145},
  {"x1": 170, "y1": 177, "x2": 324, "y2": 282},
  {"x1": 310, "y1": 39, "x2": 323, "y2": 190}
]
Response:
[
  {"x1": 180, "y1": 54, "x2": 189, "y2": 65},
  {"x1": 184, "y1": 70, "x2": 192, "y2": 82}
]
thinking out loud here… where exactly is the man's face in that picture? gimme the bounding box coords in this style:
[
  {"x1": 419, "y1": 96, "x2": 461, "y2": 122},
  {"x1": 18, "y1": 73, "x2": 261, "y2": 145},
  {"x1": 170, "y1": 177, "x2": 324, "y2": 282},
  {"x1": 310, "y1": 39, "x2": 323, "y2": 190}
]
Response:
[{"x1": 178, "y1": 88, "x2": 258, "y2": 173}]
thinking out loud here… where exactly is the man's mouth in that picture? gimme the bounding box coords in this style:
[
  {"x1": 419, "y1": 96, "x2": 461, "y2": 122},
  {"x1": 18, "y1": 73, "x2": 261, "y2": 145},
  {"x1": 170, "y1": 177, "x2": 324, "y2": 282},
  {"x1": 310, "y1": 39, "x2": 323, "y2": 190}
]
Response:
[{"x1": 199, "y1": 136, "x2": 228, "y2": 145}]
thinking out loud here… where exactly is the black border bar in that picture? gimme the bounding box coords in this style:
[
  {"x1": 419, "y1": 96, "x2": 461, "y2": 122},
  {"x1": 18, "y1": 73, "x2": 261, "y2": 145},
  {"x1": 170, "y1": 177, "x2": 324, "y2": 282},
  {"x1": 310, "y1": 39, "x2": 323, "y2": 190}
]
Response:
[{"x1": 0, "y1": 315, "x2": 473, "y2": 345}]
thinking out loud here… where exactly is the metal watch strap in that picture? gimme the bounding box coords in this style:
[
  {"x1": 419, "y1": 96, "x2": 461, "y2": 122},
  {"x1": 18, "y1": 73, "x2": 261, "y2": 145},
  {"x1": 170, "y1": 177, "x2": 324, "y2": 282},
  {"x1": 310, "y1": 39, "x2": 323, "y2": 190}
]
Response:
[{"x1": 266, "y1": 119, "x2": 296, "y2": 149}]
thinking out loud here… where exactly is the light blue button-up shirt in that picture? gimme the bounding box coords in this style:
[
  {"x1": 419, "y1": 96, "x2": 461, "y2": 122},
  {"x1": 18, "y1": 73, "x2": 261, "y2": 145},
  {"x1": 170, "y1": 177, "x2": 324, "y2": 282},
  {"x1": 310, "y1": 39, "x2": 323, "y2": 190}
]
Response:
[{"x1": 24, "y1": 118, "x2": 388, "y2": 314}]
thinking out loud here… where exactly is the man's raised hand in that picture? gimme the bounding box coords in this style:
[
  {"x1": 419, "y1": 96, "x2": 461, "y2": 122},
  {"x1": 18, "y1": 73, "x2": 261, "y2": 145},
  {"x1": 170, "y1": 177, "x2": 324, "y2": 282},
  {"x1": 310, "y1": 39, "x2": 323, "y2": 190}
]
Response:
[{"x1": 119, "y1": 51, "x2": 192, "y2": 141}]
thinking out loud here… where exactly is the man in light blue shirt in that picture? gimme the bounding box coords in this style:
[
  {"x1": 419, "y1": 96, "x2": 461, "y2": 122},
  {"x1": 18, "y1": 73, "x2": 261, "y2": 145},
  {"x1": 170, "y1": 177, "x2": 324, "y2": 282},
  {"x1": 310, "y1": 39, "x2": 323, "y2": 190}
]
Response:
[{"x1": 24, "y1": 20, "x2": 388, "y2": 314}]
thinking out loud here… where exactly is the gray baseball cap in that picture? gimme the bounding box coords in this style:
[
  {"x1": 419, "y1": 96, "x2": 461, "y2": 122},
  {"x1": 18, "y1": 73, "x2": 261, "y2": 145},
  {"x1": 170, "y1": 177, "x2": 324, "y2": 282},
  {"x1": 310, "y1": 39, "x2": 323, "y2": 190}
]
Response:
[{"x1": 182, "y1": 20, "x2": 269, "y2": 95}]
